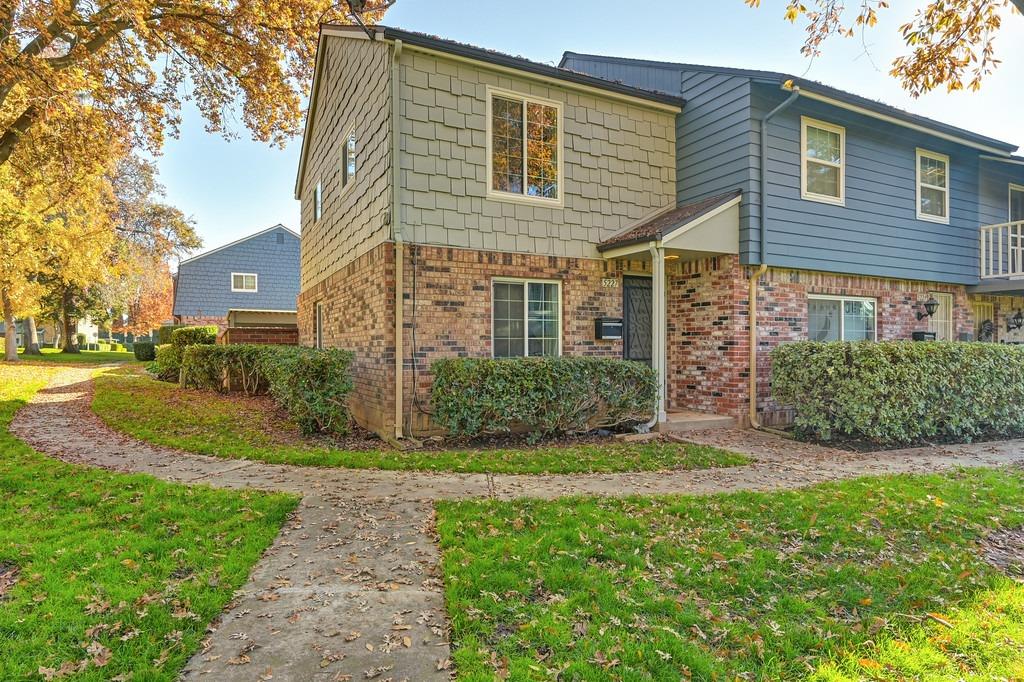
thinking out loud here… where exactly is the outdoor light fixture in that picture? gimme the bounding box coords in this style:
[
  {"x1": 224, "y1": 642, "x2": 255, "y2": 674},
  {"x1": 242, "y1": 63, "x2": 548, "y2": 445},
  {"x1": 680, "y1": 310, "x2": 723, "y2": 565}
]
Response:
[
  {"x1": 916, "y1": 296, "x2": 939, "y2": 321},
  {"x1": 1008, "y1": 309, "x2": 1024, "y2": 332}
]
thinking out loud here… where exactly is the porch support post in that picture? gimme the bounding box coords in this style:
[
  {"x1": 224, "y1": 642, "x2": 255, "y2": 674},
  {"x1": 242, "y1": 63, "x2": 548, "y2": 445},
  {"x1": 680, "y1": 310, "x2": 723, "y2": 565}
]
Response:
[{"x1": 647, "y1": 242, "x2": 668, "y2": 427}]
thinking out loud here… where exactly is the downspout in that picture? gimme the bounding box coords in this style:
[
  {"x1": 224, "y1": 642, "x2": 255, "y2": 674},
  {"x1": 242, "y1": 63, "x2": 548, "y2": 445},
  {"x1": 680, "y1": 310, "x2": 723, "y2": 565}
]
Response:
[
  {"x1": 643, "y1": 241, "x2": 666, "y2": 431},
  {"x1": 750, "y1": 85, "x2": 800, "y2": 428},
  {"x1": 391, "y1": 39, "x2": 404, "y2": 440}
]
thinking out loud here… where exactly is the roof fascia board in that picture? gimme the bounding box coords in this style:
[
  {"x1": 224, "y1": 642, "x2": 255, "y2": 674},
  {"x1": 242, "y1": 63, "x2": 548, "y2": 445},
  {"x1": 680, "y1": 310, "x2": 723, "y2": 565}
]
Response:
[
  {"x1": 227, "y1": 308, "x2": 299, "y2": 313},
  {"x1": 179, "y1": 225, "x2": 298, "y2": 266},
  {"x1": 981, "y1": 154, "x2": 1024, "y2": 167},
  {"x1": 294, "y1": 29, "x2": 339, "y2": 198}
]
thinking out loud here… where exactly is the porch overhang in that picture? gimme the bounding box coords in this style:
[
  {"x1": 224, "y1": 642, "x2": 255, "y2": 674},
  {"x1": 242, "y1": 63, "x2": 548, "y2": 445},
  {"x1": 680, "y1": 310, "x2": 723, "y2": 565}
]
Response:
[
  {"x1": 597, "y1": 191, "x2": 742, "y2": 261},
  {"x1": 967, "y1": 280, "x2": 1024, "y2": 296}
]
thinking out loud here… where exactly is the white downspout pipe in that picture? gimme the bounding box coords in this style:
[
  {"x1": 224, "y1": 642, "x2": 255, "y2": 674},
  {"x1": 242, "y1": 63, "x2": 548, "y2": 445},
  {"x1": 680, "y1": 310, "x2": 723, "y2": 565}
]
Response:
[{"x1": 391, "y1": 39, "x2": 404, "y2": 440}]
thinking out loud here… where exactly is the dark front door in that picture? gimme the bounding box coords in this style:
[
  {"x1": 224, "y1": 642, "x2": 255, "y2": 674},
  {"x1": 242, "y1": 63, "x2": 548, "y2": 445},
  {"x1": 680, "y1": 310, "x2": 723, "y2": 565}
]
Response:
[{"x1": 623, "y1": 276, "x2": 653, "y2": 365}]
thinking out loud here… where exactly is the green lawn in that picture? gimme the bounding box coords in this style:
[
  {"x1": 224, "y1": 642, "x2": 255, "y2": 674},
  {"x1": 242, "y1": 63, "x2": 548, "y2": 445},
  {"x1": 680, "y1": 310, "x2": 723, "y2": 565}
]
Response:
[
  {"x1": 92, "y1": 368, "x2": 751, "y2": 474},
  {"x1": 16, "y1": 347, "x2": 137, "y2": 364},
  {"x1": 437, "y1": 469, "x2": 1024, "y2": 680},
  {"x1": 0, "y1": 364, "x2": 297, "y2": 680}
]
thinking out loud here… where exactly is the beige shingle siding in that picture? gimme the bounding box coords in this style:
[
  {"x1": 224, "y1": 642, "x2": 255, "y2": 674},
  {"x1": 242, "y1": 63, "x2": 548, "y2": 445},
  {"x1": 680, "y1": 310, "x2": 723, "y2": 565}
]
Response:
[
  {"x1": 396, "y1": 49, "x2": 677, "y2": 259},
  {"x1": 299, "y1": 36, "x2": 392, "y2": 290}
]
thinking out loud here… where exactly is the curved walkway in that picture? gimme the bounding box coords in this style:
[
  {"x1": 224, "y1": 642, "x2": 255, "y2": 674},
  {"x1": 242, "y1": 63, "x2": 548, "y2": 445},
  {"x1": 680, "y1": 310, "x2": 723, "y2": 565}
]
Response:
[{"x1": 12, "y1": 366, "x2": 1024, "y2": 681}]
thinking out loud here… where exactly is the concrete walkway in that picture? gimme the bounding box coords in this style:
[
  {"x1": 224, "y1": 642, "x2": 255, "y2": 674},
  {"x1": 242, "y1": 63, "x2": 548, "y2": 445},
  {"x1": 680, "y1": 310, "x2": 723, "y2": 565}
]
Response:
[{"x1": 12, "y1": 367, "x2": 1024, "y2": 681}]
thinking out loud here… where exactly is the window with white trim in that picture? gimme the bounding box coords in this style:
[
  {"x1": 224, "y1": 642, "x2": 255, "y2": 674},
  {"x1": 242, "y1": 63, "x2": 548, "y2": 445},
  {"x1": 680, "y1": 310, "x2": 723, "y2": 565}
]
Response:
[
  {"x1": 807, "y1": 295, "x2": 876, "y2": 341},
  {"x1": 313, "y1": 180, "x2": 322, "y2": 222},
  {"x1": 801, "y1": 117, "x2": 845, "y2": 204},
  {"x1": 314, "y1": 301, "x2": 324, "y2": 349},
  {"x1": 341, "y1": 128, "x2": 356, "y2": 189},
  {"x1": 1010, "y1": 183, "x2": 1024, "y2": 223},
  {"x1": 492, "y1": 279, "x2": 560, "y2": 357},
  {"x1": 231, "y1": 273, "x2": 258, "y2": 292},
  {"x1": 928, "y1": 292, "x2": 954, "y2": 341},
  {"x1": 917, "y1": 149, "x2": 950, "y2": 223},
  {"x1": 488, "y1": 89, "x2": 561, "y2": 203}
]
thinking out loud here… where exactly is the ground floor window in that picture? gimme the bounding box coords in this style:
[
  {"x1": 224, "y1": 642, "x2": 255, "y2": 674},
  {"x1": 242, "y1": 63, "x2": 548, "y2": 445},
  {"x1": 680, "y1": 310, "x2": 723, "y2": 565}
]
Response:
[
  {"x1": 314, "y1": 301, "x2": 324, "y2": 349},
  {"x1": 928, "y1": 292, "x2": 954, "y2": 341},
  {"x1": 972, "y1": 300, "x2": 995, "y2": 341},
  {"x1": 492, "y1": 279, "x2": 561, "y2": 357},
  {"x1": 807, "y1": 294, "x2": 877, "y2": 341}
]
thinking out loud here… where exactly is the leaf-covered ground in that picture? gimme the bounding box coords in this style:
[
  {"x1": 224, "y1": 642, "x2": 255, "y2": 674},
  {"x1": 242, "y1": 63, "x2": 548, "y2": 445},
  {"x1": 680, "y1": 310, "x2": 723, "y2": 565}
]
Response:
[
  {"x1": 437, "y1": 469, "x2": 1024, "y2": 680},
  {"x1": 92, "y1": 368, "x2": 750, "y2": 474},
  {"x1": 0, "y1": 363, "x2": 297, "y2": 680}
]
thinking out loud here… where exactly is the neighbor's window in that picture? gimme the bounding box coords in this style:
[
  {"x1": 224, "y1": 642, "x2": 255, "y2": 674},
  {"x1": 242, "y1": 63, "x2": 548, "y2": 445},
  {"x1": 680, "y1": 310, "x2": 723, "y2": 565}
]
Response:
[
  {"x1": 807, "y1": 295, "x2": 876, "y2": 342},
  {"x1": 928, "y1": 291, "x2": 954, "y2": 341},
  {"x1": 489, "y1": 89, "x2": 560, "y2": 202},
  {"x1": 313, "y1": 180, "x2": 322, "y2": 222},
  {"x1": 492, "y1": 279, "x2": 560, "y2": 357},
  {"x1": 231, "y1": 273, "x2": 258, "y2": 292},
  {"x1": 917, "y1": 149, "x2": 950, "y2": 223},
  {"x1": 341, "y1": 128, "x2": 356, "y2": 188},
  {"x1": 801, "y1": 117, "x2": 845, "y2": 205},
  {"x1": 314, "y1": 301, "x2": 324, "y2": 349}
]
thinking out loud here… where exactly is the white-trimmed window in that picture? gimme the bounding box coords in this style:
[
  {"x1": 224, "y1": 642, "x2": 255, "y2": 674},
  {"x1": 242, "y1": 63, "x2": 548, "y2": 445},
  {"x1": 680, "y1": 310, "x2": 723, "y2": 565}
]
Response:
[
  {"x1": 1010, "y1": 183, "x2": 1024, "y2": 223},
  {"x1": 928, "y1": 291, "x2": 954, "y2": 341},
  {"x1": 807, "y1": 294, "x2": 876, "y2": 341},
  {"x1": 492, "y1": 279, "x2": 561, "y2": 357},
  {"x1": 314, "y1": 301, "x2": 324, "y2": 349},
  {"x1": 487, "y1": 88, "x2": 562, "y2": 205},
  {"x1": 801, "y1": 117, "x2": 845, "y2": 205},
  {"x1": 231, "y1": 273, "x2": 258, "y2": 292},
  {"x1": 916, "y1": 149, "x2": 950, "y2": 223},
  {"x1": 313, "y1": 180, "x2": 322, "y2": 222},
  {"x1": 341, "y1": 128, "x2": 356, "y2": 189}
]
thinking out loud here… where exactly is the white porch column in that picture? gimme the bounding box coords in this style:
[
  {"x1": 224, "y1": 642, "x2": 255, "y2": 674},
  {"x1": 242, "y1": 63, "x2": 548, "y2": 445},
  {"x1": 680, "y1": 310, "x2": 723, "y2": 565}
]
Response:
[{"x1": 648, "y1": 242, "x2": 668, "y2": 426}]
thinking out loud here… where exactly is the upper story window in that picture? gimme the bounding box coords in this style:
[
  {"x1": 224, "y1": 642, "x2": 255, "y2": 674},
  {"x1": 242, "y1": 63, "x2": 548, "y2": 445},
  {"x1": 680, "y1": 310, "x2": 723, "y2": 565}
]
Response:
[
  {"x1": 916, "y1": 149, "x2": 950, "y2": 224},
  {"x1": 341, "y1": 128, "x2": 356, "y2": 189},
  {"x1": 231, "y1": 273, "x2": 258, "y2": 292},
  {"x1": 313, "y1": 180, "x2": 322, "y2": 222},
  {"x1": 801, "y1": 117, "x2": 845, "y2": 205},
  {"x1": 808, "y1": 294, "x2": 876, "y2": 342},
  {"x1": 1010, "y1": 183, "x2": 1024, "y2": 223},
  {"x1": 487, "y1": 88, "x2": 562, "y2": 205},
  {"x1": 492, "y1": 278, "x2": 561, "y2": 357}
]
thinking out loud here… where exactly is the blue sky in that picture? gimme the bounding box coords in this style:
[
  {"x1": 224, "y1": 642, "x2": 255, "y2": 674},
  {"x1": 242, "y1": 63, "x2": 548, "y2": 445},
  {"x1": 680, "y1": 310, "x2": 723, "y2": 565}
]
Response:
[{"x1": 160, "y1": 0, "x2": 1024, "y2": 258}]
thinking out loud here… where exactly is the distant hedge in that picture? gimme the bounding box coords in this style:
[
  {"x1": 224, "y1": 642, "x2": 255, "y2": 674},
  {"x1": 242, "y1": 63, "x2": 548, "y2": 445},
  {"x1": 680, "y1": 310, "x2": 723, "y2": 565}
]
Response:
[
  {"x1": 157, "y1": 324, "x2": 187, "y2": 345},
  {"x1": 150, "y1": 326, "x2": 217, "y2": 382},
  {"x1": 772, "y1": 341, "x2": 1024, "y2": 445},
  {"x1": 171, "y1": 325, "x2": 218, "y2": 347},
  {"x1": 431, "y1": 357, "x2": 658, "y2": 438},
  {"x1": 180, "y1": 344, "x2": 355, "y2": 435},
  {"x1": 133, "y1": 341, "x2": 156, "y2": 361}
]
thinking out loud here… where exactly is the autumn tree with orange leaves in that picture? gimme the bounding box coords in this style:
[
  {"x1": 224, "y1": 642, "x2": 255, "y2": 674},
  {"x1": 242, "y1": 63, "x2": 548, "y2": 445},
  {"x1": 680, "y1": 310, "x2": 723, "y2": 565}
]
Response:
[{"x1": 747, "y1": 0, "x2": 1021, "y2": 96}]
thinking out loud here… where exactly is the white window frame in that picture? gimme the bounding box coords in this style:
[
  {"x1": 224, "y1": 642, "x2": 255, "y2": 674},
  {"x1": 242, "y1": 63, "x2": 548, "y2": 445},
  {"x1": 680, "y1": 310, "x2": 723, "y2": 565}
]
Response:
[
  {"x1": 916, "y1": 148, "x2": 950, "y2": 224},
  {"x1": 313, "y1": 179, "x2": 322, "y2": 222},
  {"x1": 314, "y1": 301, "x2": 324, "y2": 350},
  {"x1": 807, "y1": 293, "x2": 878, "y2": 341},
  {"x1": 231, "y1": 273, "x2": 258, "y2": 293},
  {"x1": 340, "y1": 126, "x2": 356, "y2": 194},
  {"x1": 1009, "y1": 183, "x2": 1024, "y2": 222},
  {"x1": 485, "y1": 86, "x2": 565, "y2": 208},
  {"x1": 800, "y1": 116, "x2": 846, "y2": 206},
  {"x1": 490, "y1": 277, "x2": 563, "y2": 358},
  {"x1": 928, "y1": 291, "x2": 954, "y2": 341}
]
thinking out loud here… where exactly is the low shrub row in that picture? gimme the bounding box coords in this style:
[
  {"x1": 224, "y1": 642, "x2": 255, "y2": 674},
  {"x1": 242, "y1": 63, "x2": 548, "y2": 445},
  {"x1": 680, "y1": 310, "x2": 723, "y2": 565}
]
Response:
[
  {"x1": 149, "y1": 325, "x2": 219, "y2": 381},
  {"x1": 133, "y1": 341, "x2": 156, "y2": 361},
  {"x1": 431, "y1": 357, "x2": 657, "y2": 438},
  {"x1": 179, "y1": 344, "x2": 355, "y2": 435},
  {"x1": 772, "y1": 341, "x2": 1024, "y2": 445}
]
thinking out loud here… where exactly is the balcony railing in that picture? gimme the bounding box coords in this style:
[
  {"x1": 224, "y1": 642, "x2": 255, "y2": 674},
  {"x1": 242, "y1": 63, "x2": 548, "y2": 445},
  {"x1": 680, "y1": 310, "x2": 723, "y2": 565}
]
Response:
[{"x1": 980, "y1": 220, "x2": 1024, "y2": 279}]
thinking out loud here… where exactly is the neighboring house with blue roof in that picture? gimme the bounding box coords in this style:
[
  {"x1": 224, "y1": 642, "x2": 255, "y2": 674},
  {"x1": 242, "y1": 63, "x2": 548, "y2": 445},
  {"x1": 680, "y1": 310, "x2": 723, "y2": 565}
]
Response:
[{"x1": 173, "y1": 224, "x2": 301, "y2": 330}]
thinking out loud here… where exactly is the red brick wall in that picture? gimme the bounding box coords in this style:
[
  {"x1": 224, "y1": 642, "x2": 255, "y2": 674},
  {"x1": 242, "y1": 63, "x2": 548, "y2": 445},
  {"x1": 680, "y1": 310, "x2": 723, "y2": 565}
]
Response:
[
  {"x1": 220, "y1": 327, "x2": 299, "y2": 345},
  {"x1": 297, "y1": 242, "x2": 396, "y2": 436}
]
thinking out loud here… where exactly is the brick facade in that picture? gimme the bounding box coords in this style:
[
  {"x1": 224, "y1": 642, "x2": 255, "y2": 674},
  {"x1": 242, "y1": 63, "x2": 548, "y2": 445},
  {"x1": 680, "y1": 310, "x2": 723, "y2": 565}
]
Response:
[{"x1": 219, "y1": 327, "x2": 299, "y2": 346}]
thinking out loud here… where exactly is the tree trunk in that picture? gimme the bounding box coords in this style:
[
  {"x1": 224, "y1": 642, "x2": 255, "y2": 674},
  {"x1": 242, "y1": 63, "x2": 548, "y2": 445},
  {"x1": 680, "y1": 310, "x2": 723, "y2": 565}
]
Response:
[
  {"x1": 2, "y1": 288, "x2": 17, "y2": 362},
  {"x1": 23, "y1": 316, "x2": 41, "y2": 354},
  {"x1": 61, "y1": 288, "x2": 79, "y2": 353}
]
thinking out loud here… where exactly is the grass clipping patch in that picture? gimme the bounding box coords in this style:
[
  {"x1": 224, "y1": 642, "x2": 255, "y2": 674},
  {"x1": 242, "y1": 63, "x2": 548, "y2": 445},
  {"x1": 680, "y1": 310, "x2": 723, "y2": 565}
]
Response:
[{"x1": 437, "y1": 468, "x2": 1024, "y2": 680}]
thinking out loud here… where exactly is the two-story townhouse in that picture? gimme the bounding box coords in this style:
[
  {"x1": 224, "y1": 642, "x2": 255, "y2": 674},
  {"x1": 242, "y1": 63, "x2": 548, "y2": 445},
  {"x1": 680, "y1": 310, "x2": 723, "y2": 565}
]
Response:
[
  {"x1": 173, "y1": 224, "x2": 301, "y2": 336},
  {"x1": 562, "y1": 53, "x2": 1024, "y2": 426},
  {"x1": 295, "y1": 25, "x2": 688, "y2": 437}
]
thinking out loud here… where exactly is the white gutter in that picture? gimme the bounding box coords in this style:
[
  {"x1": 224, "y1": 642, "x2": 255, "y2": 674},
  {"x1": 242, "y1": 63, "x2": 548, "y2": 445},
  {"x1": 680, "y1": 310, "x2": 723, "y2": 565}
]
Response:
[{"x1": 980, "y1": 155, "x2": 1024, "y2": 167}]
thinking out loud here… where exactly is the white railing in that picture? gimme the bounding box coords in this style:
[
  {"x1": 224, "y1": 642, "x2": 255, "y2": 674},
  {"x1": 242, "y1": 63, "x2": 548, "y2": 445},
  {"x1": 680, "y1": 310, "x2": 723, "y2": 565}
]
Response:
[{"x1": 980, "y1": 220, "x2": 1024, "y2": 279}]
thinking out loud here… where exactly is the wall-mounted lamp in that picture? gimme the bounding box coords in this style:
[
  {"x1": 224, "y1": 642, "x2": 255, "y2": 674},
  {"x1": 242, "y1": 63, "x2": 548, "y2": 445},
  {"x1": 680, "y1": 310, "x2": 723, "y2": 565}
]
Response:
[
  {"x1": 916, "y1": 296, "x2": 939, "y2": 321},
  {"x1": 1008, "y1": 309, "x2": 1024, "y2": 332}
]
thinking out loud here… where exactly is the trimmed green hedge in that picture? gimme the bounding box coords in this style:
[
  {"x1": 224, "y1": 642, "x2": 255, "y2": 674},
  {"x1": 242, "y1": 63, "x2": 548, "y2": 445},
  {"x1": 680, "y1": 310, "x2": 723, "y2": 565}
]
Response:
[
  {"x1": 772, "y1": 341, "x2": 1024, "y2": 445},
  {"x1": 152, "y1": 344, "x2": 182, "y2": 382},
  {"x1": 171, "y1": 325, "x2": 218, "y2": 347},
  {"x1": 180, "y1": 344, "x2": 355, "y2": 435},
  {"x1": 133, "y1": 341, "x2": 156, "y2": 361},
  {"x1": 157, "y1": 324, "x2": 187, "y2": 345},
  {"x1": 431, "y1": 357, "x2": 658, "y2": 437}
]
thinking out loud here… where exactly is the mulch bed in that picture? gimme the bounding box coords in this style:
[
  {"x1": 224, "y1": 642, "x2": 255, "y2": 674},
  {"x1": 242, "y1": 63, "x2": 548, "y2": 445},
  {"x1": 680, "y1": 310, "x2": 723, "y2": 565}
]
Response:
[
  {"x1": 0, "y1": 562, "x2": 19, "y2": 599},
  {"x1": 980, "y1": 526, "x2": 1024, "y2": 579}
]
